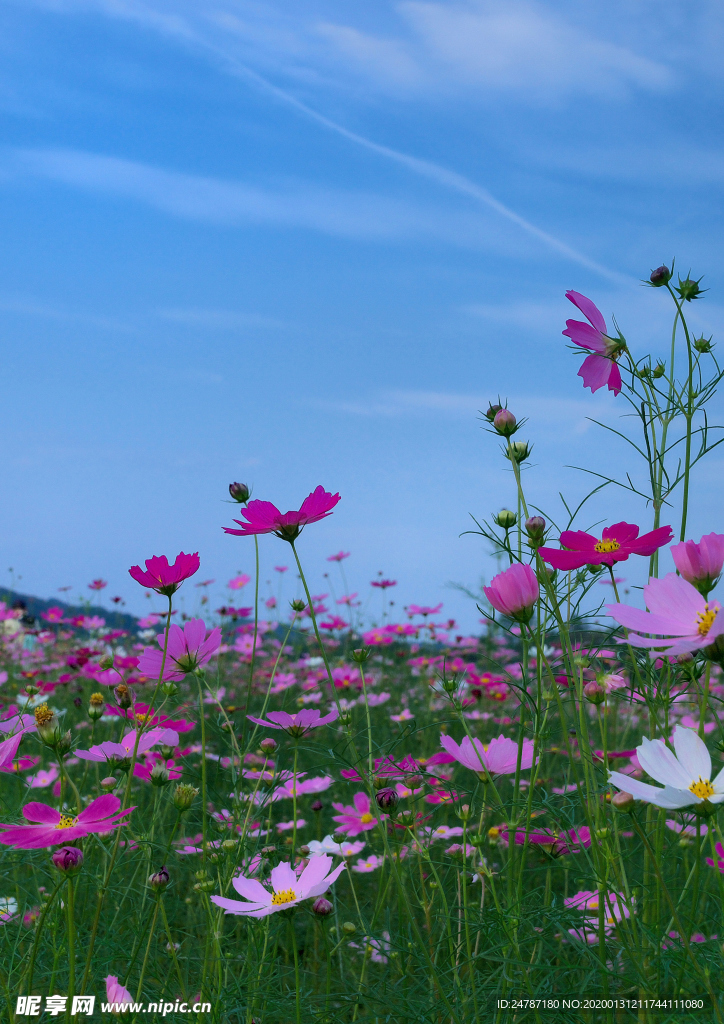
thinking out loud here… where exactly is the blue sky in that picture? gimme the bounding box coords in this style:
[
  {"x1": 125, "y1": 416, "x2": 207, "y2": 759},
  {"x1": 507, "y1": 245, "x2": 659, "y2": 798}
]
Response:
[{"x1": 1, "y1": 0, "x2": 723, "y2": 628}]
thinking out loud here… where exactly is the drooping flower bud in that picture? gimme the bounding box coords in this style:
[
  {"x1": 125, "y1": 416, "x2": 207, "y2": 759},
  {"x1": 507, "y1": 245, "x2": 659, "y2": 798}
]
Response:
[
  {"x1": 52, "y1": 846, "x2": 84, "y2": 874},
  {"x1": 229, "y1": 482, "x2": 251, "y2": 503},
  {"x1": 312, "y1": 897, "x2": 333, "y2": 916},
  {"x1": 493, "y1": 408, "x2": 517, "y2": 436},
  {"x1": 173, "y1": 783, "x2": 199, "y2": 812},
  {"x1": 483, "y1": 563, "x2": 539, "y2": 625},
  {"x1": 493, "y1": 509, "x2": 517, "y2": 529},
  {"x1": 649, "y1": 265, "x2": 671, "y2": 287},
  {"x1": 375, "y1": 788, "x2": 399, "y2": 811},
  {"x1": 671, "y1": 533, "x2": 724, "y2": 597},
  {"x1": 113, "y1": 684, "x2": 133, "y2": 710},
  {"x1": 148, "y1": 867, "x2": 170, "y2": 891}
]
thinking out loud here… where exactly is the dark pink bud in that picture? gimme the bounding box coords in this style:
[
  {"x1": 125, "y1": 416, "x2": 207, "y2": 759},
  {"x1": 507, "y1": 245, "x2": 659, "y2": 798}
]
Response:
[
  {"x1": 310, "y1": 799, "x2": 324, "y2": 813},
  {"x1": 52, "y1": 846, "x2": 84, "y2": 873},
  {"x1": 312, "y1": 897, "x2": 333, "y2": 916},
  {"x1": 260, "y1": 738, "x2": 277, "y2": 754},
  {"x1": 583, "y1": 681, "x2": 606, "y2": 705},
  {"x1": 493, "y1": 408, "x2": 517, "y2": 436},
  {"x1": 148, "y1": 866, "x2": 170, "y2": 890},
  {"x1": 229, "y1": 482, "x2": 251, "y2": 503},
  {"x1": 375, "y1": 787, "x2": 399, "y2": 811}
]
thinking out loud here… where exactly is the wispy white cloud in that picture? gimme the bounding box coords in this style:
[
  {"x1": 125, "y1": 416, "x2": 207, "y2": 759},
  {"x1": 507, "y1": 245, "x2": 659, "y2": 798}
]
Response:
[{"x1": 158, "y1": 308, "x2": 286, "y2": 330}]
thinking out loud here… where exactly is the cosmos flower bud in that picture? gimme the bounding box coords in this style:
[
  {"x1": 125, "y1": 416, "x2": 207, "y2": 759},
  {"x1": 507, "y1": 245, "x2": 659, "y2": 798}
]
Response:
[
  {"x1": 406, "y1": 774, "x2": 424, "y2": 788},
  {"x1": 148, "y1": 867, "x2": 170, "y2": 891},
  {"x1": 457, "y1": 803, "x2": 472, "y2": 821},
  {"x1": 375, "y1": 788, "x2": 399, "y2": 811},
  {"x1": 676, "y1": 275, "x2": 705, "y2": 302},
  {"x1": 342, "y1": 921, "x2": 356, "y2": 934},
  {"x1": 229, "y1": 482, "x2": 251, "y2": 503},
  {"x1": 88, "y1": 692, "x2": 105, "y2": 721},
  {"x1": 351, "y1": 647, "x2": 370, "y2": 664},
  {"x1": 652, "y1": 362, "x2": 666, "y2": 379},
  {"x1": 583, "y1": 681, "x2": 606, "y2": 705},
  {"x1": 611, "y1": 791, "x2": 634, "y2": 813},
  {"x1": 160, "y1": 744, "x2": 175, "y2": 759},
  {"x1": 162, "y1": 681, "x2": 179, "y2": 697},
  {"x1": 98, "y1": 655, "x2": 114, "y2": 671},
  {"x1": 649, "y1": 265, "x2": 671, "y2": 287},
  {"x1": 173, "y1": 783, "x2": 199, "y2": 812},
  {"x1": 484, "y1": 403, "x2": 503, "y2": 422},
  {"x1": 312, "y1": 897, "x2": 334, "y2": 917},
  {"x1": 298, "y1": 845, "x2": 310, "y2": 856},
  {"x1": 469, "y1": 834, "x2": 485, "y2": 847},
  {"x1": 311, "y1": 799, "x2": 324, "y2": 813},
  {"x1": 525, "y1": 516, "x2": 546, "y2": 548},
  {"x1": 494, "y1": 509, "x2": 517, "y2": 529},
  {"x1": 57, "y1": 730, "x2": 72, "y2": 756},
  {"x1": 114, "y1": 684, "x2": 133, "y2": 710},
  {"x1": 101, "y1": 777, "x2": 117, "y2": 792},
  {"x1": 493, "y1": 408, "x2": 517, "y2": 436},
  {"x1": 694, "y1": 336, "x2": 713, "y2": 354},
  {"x1": 24, "y1": 683, "x2": 39, "y2": 697},
  {"x1": 260, "y1": 738, "x2": 277, "y2": 754},
  {"x1": 51, "y1": 846, "x2": 84, "y2": 874},
  {"x1": 290, "y1": 599, "x2": 306, "y2": 613},
  {"x1": 150, "y1": 765, "x2": 171, "y2": 787},
  {"x1": 505, "y1": 441, "x2": 531, "y2": 464}
]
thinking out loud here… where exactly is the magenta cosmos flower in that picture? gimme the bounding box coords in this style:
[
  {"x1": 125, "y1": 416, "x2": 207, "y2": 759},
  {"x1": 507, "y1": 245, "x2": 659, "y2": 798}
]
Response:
[
  {"x1": 105, "y1": 976, "x2": 132, "y2": 1006},
  {"x1": 128, "y1": 552, "x2": 200, "y2": 595},
  {"x1": 483, "y1": 563, "x2": 539, "y2": 623},
  {"x1": 440, "y1": 733, "x2": 535, "y2": 778},
  {"x1": 500, "y1": 826, "x2": 591, "y2": 857},
  {"x1": 607, "y1": 574, "x2": 724, "y2": 658},
  {"x1": 671, "y1": 533, "x2": 724, "y2": 596},
  {"x1": 0, "y1": 794, "x2": 134, "y2": 849},
  {"x1": 562, "y1": 290, "x2": 623, "y2": 396},
  {"x1": 332, "y1": 792, "x2": 379, "y2": 836},
  {"x1": 224, "y1": 486, "x2": 340, "y2": 542},
  {"x1": 76, "y1": 726, "x2": 178, "y2": 764},
  {"x1": 137, "y1": 619, "x2": 222, "y2": 681},
  {"x1": 247, "y1": 708, "x2": 339, "y2": 737},
  {"x1": 539, "y1": 521, "x2": 673, "y2": 571},
  {"x1": 211, "y1": 855, "x2": 345, "y2": 917}
]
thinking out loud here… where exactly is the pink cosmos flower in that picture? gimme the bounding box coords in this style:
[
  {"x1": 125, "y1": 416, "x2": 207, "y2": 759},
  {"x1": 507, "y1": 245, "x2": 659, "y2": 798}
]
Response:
[
  {"x1": 137, "y1": 619, "x2": 222, "y2": 681},
  {"x1": 105, "y1": 975, "x2": 133, "y2": 1007},
  {"x1": 407, "y1": 604, "x2": 443, "y2": 617},
  {"x1": 501, "y1": 826, "x2": 592, "y2": 857},
  {"x1": 563, "y1": 290, "x2": 623, "y2": 395},
  {"x1": 327, "y1": 551, "x2": 350, "y2": 562},
  {"x1": 0, "y1": 732, "x2": 27, "y2": 774},
  {"x1": 706, "y1": 842, "x2": 724, "y2": 873},
  {"x1": 76, "y1": 727, "x2": 178, "y2": 764},
  {"x1": 26, "y1": 766, "x2": 60, "y2": 788},
  {"x1": 211, "y1": 855, "x2": 345, "y2": 917},
  {"x1": 606, "y1": 573, "x2": 724, "y2": 657},
  {"x1": 247, "y1": 708, "x2": 338, "y2": 737},
  {"x1": 483, "y1": 563, "x2": 539, "y2": 622},
  {"x1": 332, "y1": 792, "x2": 379, "y2": 836},
  {"x1": 539, "y1": 522, "x2": 673, "y2": 571},
  {"x1": 88, "y1": 579, "x2": 107, "y2": 591},
  {"x1": 224, "y1": 486, "x2": 340, "y2": 542},
  {"x1": 440, "y1": 733, "x2": 535, "y2": 778},
  {"x1": 228, "y1": 574, "x2": 251, "y2": 590},
  {"x1": 371, "y1": 579, "x2": 397, "y2": 589},
  {"x1": 105, "y1": 703, "x2": 194, "y2": 732},
  {"x1": 352, "y1": 854, "x2": 384, "y2": 873},
  {"x1": 129, "y1": 552, "x2": 200, "y2": 595},
  {"x1": 0, "y1": 794, "x2": 134, "y2": 849},
  {"x1": 671, "y1": 533, "x2": 724, "y2": 595}
]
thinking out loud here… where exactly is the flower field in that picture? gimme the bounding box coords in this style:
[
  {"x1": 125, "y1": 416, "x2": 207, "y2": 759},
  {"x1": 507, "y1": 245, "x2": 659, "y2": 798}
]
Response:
[{"x1": 2, "y1": 265, "x2": 724, "y2": 1022}]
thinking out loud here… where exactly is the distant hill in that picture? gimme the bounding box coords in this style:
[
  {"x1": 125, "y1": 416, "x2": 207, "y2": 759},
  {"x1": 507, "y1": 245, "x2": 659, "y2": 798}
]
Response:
[{"x1": 0, "y1": 589, "x2": 140, "y2": 634}]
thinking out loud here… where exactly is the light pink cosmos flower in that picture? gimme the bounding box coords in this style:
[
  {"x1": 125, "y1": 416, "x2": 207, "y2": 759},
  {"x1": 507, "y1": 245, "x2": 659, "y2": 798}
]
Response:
[
  {"x1": 671, "y1": 533, "x2": 724, "y2": 595},
  {"x1": 224, "y1": 486, "x2": 340, "y2": 542},
  {"x1": 565, "y1": 890, "x2": 630, "y2": 926},
  {"x1": 137, "y1": 619, "x2": 222, "y2": 681},
  {"x1": 0, "y1": 794, "x2": 134, "y2": 849},
  {"x1": 26, "y1": 766, "x2": 60, "y2": 789},
  {"x1": 211, "y1": 855, "x2": 345, "y2": 917},
  {"x1": 327, "y1": 551, "x2": 350, "y2": 562},
  {"x1": 539, "y1": 522, "x2": 673, "y2": 571},
  {"x1": 440, "y1": 733, "x2": 535, "y2": 778},
  {"x1": 407, "y1": 604, "x2": 443, "y2": 617},
  {"x1": 562, "y1": 290, "x2": 623, "y2": 395},
  {"x1": 0, "y1": 732, "x2": 26, "y2": 774},
  {"x1": 76, "y1": 727, "x2": 179, "y2": 764},
  {"x1": 500, "y1": 826, "x2": 592, "y2": 857},
  {"x1": 129, "y1": 552, "x2": 200, "y2": 595},
  {"x1": 308, "y1": 835, "x2": 365, "y2": 857},
  {"x1": 483, "y1": 563, "x2": 539, "y2": 623},
  {"x1": 331, "y1": 792, "x2": 379, "y2": 836},
  {"x1": 352, "y1": 854, "x2": 384, "y2": 873},
  {"x1": 247, "y1": 708, "x2": 338, "y2": 737},
  {"x1": 105, "y1": 975, "x2": 133, "y2": 1008},
  {"x1": 606, "y1": 573, "x2": 724, "y2": 657},
  {"x1": 608, "y1": 726, "x2": 724, "y2": 810},
  {"x1": 228, "y1": 574, "x2": 251, "y2": 590}
]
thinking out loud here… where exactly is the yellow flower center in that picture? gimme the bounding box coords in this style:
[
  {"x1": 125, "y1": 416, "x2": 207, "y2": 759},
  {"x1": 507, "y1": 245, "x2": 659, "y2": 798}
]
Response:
[
  {"x1": 57, "y1": 814, "x2": 78, "y2": 829},
  {"x1": 594, "y1": 540, "x2": 621, "y2": 554},
  {"x1": 696, "y1": 605, "x2": 719, "y2": 637},
  {"x1": 135, "y1": 713, "x2": 150, "y2": 724},
  {"x1": 487, "y1": 826, "x2": 500, "y2": 839},
  {"x1": 689, "y1": 778, "x2": 715, "y2": 800},
  {"x1": 34, "y1": 704, "x2": 54, "y2": 726},
  {"x1": 271, "y1": 888, "x2": 297, "y2": 905},
  {"x1": 360, "y1": 813, "x2": 375, "y2": 824}
]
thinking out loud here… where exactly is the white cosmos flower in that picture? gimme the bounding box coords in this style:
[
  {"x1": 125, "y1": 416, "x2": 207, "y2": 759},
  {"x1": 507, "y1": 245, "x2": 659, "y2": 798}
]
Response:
[{"x1": 609, "y1": 726, "x2": 724, "y2": 810}]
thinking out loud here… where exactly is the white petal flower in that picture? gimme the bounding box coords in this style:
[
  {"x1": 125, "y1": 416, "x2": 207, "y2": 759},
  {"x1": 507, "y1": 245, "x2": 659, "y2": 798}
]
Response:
[{"x1": 609, "y1": 726, "x2": 724, "y2": 810}]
